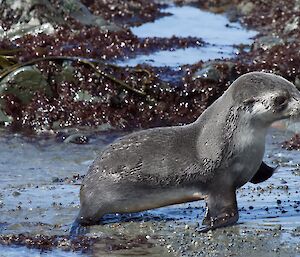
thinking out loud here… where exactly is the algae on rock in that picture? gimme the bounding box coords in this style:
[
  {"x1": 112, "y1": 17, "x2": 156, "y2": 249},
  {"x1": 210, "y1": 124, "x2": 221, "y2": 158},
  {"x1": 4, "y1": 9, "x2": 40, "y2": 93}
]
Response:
[
  {"x1": 0, "y1": 0, "x2": 119, "y2": 40},
  {"x1": 0, "y1": 66, "x2": 52, "y2": 104}
]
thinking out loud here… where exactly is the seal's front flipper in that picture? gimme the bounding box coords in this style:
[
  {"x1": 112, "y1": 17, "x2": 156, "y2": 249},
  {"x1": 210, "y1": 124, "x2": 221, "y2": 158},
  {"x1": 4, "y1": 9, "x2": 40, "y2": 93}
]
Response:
[
  {"x1": 200, "y1": 189, "x2": 239, "y2": 232},
  {"x1": 250, "y1": 161, "x2": 277, "y2": 184},
  {"x1": 202, "y1": 203, "x2": 211, "y2": 226}
]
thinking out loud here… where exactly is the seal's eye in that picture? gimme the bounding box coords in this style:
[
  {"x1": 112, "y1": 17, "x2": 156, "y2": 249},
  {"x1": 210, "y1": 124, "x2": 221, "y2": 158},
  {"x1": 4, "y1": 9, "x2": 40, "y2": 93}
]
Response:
[{"x1": 274, "y1": 95, "x2": 288, "y2": 106}]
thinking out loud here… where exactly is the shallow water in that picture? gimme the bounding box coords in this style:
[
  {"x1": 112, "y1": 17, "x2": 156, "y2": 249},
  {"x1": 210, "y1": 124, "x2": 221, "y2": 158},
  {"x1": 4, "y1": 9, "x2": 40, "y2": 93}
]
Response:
[
  {"x1": 118, "y1": 5, "x2": 257, "y2": 67},
  {"x1": 0, "y1": 128, "x2": 300, "y2": 256}
]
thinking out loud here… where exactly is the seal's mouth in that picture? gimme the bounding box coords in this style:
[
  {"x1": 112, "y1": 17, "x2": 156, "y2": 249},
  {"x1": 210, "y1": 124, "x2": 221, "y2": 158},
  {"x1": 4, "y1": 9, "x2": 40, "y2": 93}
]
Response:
[{"x1": 287, "y1": 96, "x2": 300, "y2": 119}]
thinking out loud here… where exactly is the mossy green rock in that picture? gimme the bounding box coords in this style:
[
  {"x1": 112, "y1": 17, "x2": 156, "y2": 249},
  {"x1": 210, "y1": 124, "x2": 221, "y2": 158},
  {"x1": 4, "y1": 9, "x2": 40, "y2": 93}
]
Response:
[
  {"x1": 0, "y1": 109, "x2": 12, "y2": 124},
  {"x1": 0, "y1": 66, "x2": 52, "y2": 104}
]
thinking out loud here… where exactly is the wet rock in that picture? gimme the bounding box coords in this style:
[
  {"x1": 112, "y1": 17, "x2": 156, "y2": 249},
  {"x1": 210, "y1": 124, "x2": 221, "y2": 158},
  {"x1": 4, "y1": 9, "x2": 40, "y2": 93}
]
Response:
[
  {"x1": 253, "y1": 36, "x2": 284, "y2": 51},
  {"x1": 294, "y1": 0, "x2": 300, "y2": 11},
  {"x1": 0, "y1": 0, "x2": 118, "y2": 40},
  {"x1": 73, "y1": 90, "x2": 103, "y2": 103},
  {"x1": 192, "y1": 63, "x2": 220, "y2": 82},
  {"x1": 63, "y1": 134, "x2": 89, "y2": 144},
  {"x1": 0, "y1": 66, "x2": 52, "y2": 105},
  {"x1": 226, "y1": 6, "x2": 239, "y2": 22},
  {"x1": 0, "y1": 65, "x2": 53, "y2": 128},
  {"x1": 284, "y1": 16, "x2": 299, "y2": 34},
  {"x1": 81, "y1": 0, "x2": 165, "y2": 26},
  {"x1": 52, "y1": 177, "x2": 60, "y2": 183},
  {"x1": 54, "y1": 62, "x2": 76, "y2": 84},
  {"x1": 292, "y1": 169, "x2": 300, "y2": 176},
  {"x1": 294, "y1": 226, "x2": 300, "y2": 234},
  {"x1": 192, "y1": 61, "x2": 234, "y2": 82},
  {"x1": 0, "y1": 18, "x2": 55, "y2": 41},
  {"x1": 238, "y1": 2, "x2": 255, "y2": 16},
  {"x1": 0, "y1": 109, "x2": 12, "y2": 125},
  {"x1": 12, "y1": 191, "x2": 21, "y2": 197},
  {"x1": 0, "y1": 0, "x2": 56, "y2": 40},
  {"x1": 61, "y1": 0, "x2": 119, "y2": 31},
  {"x1": 280, "y1": 179, "x2": 287, "y2": 184}
]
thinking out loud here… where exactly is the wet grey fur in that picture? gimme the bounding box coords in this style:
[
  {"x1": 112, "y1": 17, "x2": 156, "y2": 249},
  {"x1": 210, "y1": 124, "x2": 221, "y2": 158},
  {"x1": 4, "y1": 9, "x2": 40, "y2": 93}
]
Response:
[{"x1": 75, "y1": 72, "x2": 300, "y2": 231}]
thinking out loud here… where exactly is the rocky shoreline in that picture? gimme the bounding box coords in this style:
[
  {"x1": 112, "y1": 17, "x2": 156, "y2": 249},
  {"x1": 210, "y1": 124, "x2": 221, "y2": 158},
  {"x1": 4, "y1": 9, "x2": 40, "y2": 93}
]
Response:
[
  {"x1": 1, "y1": 2, "x2": 300, "y2": 254},
  {"x1": 1, "y1": 0, "x2": 300, "y2": 136}
]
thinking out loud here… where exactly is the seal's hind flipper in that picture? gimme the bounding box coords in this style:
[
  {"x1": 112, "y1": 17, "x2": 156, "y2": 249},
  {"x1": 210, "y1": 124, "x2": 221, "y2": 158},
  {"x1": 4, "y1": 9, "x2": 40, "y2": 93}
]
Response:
[
  {"x1": 250, "y1": 161, "x2": 277, "y2": 184},
  {"x1": 200, "y1": 189, "x2": 239, "y2": 232}
]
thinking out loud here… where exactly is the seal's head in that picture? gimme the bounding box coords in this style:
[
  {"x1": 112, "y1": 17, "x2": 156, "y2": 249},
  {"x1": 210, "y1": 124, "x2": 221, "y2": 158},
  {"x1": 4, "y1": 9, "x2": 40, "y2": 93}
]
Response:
[{"x1": 229, "y1": 72, "x2": 300, "y2": 126}]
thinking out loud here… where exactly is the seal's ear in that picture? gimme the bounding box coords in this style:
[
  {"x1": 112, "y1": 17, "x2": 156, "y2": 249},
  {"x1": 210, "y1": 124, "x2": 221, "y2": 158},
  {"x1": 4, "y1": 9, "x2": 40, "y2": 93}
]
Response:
[{"x1": 243, "y1": 97, "x2": 256, "y2": 105}]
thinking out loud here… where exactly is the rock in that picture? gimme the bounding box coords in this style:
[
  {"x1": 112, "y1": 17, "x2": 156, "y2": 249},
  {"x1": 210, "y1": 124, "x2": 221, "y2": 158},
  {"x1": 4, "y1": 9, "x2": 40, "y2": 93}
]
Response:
[
  {"x1": 0, "y1": 66, "x2": 52, "y2": 105},
  {"x1": 0, "y1": 109, "x2": 12, "y2": 125},
  {"x1": 238, "y1": 2, "x2": 255, "y2": 16},
  {"x1": 0, "y1": 18, "x2": 55, "y2": 40},
  {"x1": 284, "y1": 16, "x2": 299, "y2": 34},
  {"x1": 0, "y1": 0, "x2": 119, "y2": 40},
  {"x1": 253, "y1": 36, "x2": 284, "y2": 51},
  {"x1": 0, "y1": 66, "x2": 53, "y2": 125},
  {"x1": 63, "y1": 134, "x2": 89, "y2": 144},
  {"x1": 12, "y1": 191, "x2": 21, "y2": 197},
  {"x1": 192, "y1": 61, "x2": 234, "y2": 82},
  {"x1": 52, "y1": 177, "x2": 60, "y2": 183},
  {"x1": 61, "y1": 0, "x2": 120, "y2": 31},
  {"x1": 54, "y1": 62, "x2": 76, "y2": 84},
  {"x1": 226, "y1": 6, "x2": 239, "y2": 23},
  {"x1": 0, "y1": 0, "x2": 56, "y2": 40},
  {"x1": 193, "y1": 63, "x2": 221, "y2": 82},
  {"x1": 73, "y1": 90, "x2": 104, "y2": 103},
  {"x1": 294, "y1": 0, "x2": 300, "y2": 11}
]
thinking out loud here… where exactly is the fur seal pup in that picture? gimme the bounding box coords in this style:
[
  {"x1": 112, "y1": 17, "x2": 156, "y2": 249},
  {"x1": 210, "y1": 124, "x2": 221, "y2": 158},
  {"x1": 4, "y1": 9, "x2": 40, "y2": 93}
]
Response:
[{"x1": 74, "y1": 72, "x2": 300, "y2": 232}]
